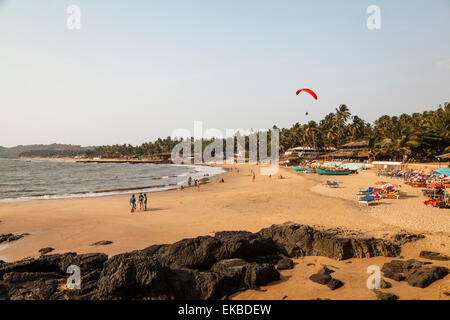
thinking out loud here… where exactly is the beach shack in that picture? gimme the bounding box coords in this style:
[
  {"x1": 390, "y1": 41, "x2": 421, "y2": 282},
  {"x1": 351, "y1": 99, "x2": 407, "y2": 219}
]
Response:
[
  {"x1": 285, "y1": 146, "x2": 335, "y2": 159},
  {"x1": 322, "y1": 141, "x2": 370, "y2": 161},
  {"x1": 436, "y1": 153, "x2": 450, "y2": 168}
]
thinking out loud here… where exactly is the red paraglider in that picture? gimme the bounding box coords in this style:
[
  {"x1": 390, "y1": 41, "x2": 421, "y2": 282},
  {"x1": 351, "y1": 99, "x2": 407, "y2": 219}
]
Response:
[{"x1": 296, "y1": 88, "x2": 318, "y2": 100}]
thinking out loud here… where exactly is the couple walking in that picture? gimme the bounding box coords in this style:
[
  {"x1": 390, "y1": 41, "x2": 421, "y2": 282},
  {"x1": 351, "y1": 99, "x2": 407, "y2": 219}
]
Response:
[{"x1": 129, "y1": 193, "x2": 148, "y2": 213}]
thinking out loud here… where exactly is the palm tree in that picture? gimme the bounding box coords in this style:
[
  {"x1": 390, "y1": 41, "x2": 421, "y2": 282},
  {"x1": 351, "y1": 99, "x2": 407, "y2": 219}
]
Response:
[{"x1": 335, "y1": 104, "x2": 351, "y2": 145}]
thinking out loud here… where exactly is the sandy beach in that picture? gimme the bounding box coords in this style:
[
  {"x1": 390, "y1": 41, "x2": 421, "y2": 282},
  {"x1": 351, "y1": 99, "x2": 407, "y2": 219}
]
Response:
[{"x1": 0, "y1": 164, "x2": 449, "y2": 300}]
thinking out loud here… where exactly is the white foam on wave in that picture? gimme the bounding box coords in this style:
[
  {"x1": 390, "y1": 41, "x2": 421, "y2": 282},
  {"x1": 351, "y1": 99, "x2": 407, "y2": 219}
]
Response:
[{"x1": 0, "y1": 164, "x2": 226, "y2": 203}]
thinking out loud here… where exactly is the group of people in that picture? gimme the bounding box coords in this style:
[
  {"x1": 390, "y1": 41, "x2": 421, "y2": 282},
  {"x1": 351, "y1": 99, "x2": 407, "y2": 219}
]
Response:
[{"x1": 129, "y1": 193, "x2": 148, "y2": 213}]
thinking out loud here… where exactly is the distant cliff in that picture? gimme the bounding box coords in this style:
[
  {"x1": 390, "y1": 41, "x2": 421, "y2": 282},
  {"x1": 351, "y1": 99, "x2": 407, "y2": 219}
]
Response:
[{"x1": 0, "y1": 144, "x2": 93, "y2": 158}]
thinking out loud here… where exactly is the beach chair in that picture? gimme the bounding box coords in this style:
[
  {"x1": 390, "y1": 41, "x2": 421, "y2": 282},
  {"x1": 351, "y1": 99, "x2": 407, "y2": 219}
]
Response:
[
  {"x1": 358, "y1": 195, "x2": 376, "y2": 206},
  {"x1": 358, "y1": 187, "x2": 374, "y2": 194},
  {"x1": 384, "y1": 190, "x2": 400, "y2": 199},
  {"x1": 325, "y1": 181, "x2": 339, "y2": 188}
]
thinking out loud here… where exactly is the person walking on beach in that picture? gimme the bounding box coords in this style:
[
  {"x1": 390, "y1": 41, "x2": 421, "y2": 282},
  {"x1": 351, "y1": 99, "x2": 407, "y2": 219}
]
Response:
[
  {"x1": 130, "y1": 194, "x2": 136, "y2": 213},
  {"x1": 188, "y1": 176, "x2": 192, "y2": 187},
  {"x1": 143, "y1": 193, "x2": 148, "y2": 211},
  {"x1": 138, "y1": 193, "x2": 144, "y2": 210}
]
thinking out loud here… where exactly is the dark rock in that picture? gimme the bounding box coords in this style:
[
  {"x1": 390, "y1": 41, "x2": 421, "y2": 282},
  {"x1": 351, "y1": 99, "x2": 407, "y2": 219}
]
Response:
[
  {"x1": 374, "y1": 290, "x2": 398, "y2": 300},
  {"x1": 380, "y1": 278, "x2": 392, "y2": 289},
  {"x1": 276, "y1": 259, "x2": 294, "y2": 270},
  {"x1": 214, "y1": 231, "x2": 279, "y2": 261},
  {"x1": 309, "y1": 273, "x2": 332, "y2": 285},
  {"x1": 0, "y1": 233, "x2": 29, "y2": 244},
  {"x1": 419, "y1": 251, "x2": 450, "y2": 261},
  {"x1": 258, "y1": 222, "x2": 400, "y2": 260},
  {"x1": 327, "y1": 278, "x2": 343, "y2": 290},
  {"x1": 391, "y1": 233, "x2": 425, "y2": 245},
  {"x1": 0, "y1": 223, "x2": 416, "y2": 300},
  {"x1": 406, "y1": 266, "x2": 449, "y2": 288},
  {"x1": 91, "y1": 240, "x2": 113, "y2": 246},
  {"x1": 309, "y1": 271, "x2": 343, "y2": 290},
  {"x1": 97, "y1": 252, "x2": 169, "y2": 299},
  {"x1": 383, "y1": 271, "x2": 405, "y2": 282},
  {"x1": 317, "y1": 266, "x2": 334, "y2": 275},
  {"x1": 382, "y1": 259, "x2": 449, "y2": 288},
  {"x1": 39, "y1": 248, "x2": 54, "y2": 255}
]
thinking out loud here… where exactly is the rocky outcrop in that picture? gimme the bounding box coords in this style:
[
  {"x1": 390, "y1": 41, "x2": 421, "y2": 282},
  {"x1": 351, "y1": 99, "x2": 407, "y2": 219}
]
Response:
[
  {"x1": 0, "y1": 223, "x2": 407, "y2": 300},
  {"x1": 0, "y1": 233, "x2": 29, "y2": 244},
  {"x1": 373, "y1": 290, "x2": 398, "y2": 300},
  {"x1": 258, "y1": 222, "x2": 401, "y2": 260},
  {"x1": 382, "y1": 259, "x2": 449, "y2": 288},
  {"x1": 419, "y1": 251, "x2": 450, "y2": 261},
  {"x1": 91, "y1": 241, "x2": 113, "y2": 246},
  {"x1": 276, "y1": 259, "x2": 294, "y2": 270},
  {"x1": 39, "y1": 248, "x2": 54, "y2": 255}
]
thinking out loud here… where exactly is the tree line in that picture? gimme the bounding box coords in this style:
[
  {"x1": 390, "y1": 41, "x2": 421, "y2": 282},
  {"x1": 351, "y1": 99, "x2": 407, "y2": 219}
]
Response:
[{"x1": 72, "y1": 102, "x2": 450, "y2": 162}]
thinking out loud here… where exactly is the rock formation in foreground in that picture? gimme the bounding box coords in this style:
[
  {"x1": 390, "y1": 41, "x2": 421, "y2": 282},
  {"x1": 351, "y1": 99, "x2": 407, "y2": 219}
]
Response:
[
  {"x1": 381, "y1": 259, "x2": 449, "y2": 288},
  {"x1": 0, "y1": 222, "x2": 429, "y2": 300}
]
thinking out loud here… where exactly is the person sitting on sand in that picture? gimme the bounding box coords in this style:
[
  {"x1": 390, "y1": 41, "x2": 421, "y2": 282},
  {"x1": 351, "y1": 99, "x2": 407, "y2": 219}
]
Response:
[
  {"x1": 130, "y1": 194, "x2": 136, "y2": 213},
  {"x1": 143, "y1": 193, "x2": 148, "y2": 211},
  {"x1": 220, "y1": 178, "x2": 224, "y2": 183},
  {"x1": 138, "y1": 193, "x2": 144, "y2": 210}
]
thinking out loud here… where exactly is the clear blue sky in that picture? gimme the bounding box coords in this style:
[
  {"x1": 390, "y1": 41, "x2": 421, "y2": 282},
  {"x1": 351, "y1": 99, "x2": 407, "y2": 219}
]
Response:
[{"x1": 0, "y1": 0, "x2": 449, "y2": 146}]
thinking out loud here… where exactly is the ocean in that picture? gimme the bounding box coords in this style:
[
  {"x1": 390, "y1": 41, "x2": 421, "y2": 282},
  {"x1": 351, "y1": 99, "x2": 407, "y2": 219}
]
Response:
[{"x1": 0, "y1": 159, "x2": 225, "y2": 202}]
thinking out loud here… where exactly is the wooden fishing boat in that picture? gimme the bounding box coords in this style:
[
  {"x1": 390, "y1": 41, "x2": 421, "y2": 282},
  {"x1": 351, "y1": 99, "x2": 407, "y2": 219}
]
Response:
[
  {"x1": 316, "y1": 168, "x2": 351, "y2": 175},
  {"x1": 292, "y1": 166, "x2": 308, "y2": 171}
]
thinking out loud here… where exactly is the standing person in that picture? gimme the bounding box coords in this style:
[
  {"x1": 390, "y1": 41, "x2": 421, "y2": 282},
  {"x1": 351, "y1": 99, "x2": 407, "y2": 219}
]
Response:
[
  {"x1": 130, "y1": 194, "x2": 136, "y2": 213},
  {"x1": 188, "y1": 176, "x2": 192, "y2": 187},
  {"x1": 138, "y1": 193, "x2": 144, "y2": 210},
  {"x1": 196, "y1": 180, "x2": 200, "y2": 192},
  {"x1": 143, "y1": 193, "x2": 148, "y2": 211},
  {"x1": 252, "y1": 171, "x2": 256, "y2": 182}
]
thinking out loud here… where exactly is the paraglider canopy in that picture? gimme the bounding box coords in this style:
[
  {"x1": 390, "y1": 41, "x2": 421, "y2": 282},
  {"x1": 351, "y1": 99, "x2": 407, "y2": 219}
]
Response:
[{"x1": 296, "y1": 88, "x2": 318, "y2": 100}]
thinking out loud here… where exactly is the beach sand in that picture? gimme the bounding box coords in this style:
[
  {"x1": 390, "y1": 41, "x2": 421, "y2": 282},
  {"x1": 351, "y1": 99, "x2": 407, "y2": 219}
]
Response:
[{"x1": 0, "y1": 164, "x2": 449, "y2": 300}]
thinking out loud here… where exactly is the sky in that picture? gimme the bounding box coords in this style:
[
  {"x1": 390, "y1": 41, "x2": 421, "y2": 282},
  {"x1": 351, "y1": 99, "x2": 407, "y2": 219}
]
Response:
[{"x1": 0, "y1": 0, "x2": 449, "y2": 147}]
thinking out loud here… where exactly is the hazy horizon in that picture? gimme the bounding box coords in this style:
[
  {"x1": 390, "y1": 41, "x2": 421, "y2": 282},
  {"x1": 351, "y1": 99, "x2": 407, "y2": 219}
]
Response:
[{"x1": 1, "y1": 0, "x2": 449, "y2": 147}]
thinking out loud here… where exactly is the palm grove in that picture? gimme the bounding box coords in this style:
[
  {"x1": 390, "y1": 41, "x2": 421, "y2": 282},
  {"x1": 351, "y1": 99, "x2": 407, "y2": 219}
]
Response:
[{"x1": 84, "y1": 103, "x2": 449, "y2": 162}]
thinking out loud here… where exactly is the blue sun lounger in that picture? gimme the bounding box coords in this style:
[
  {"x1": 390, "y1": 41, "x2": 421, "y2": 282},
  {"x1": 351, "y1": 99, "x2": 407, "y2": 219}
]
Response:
[{"x1": 358, "y1": 195, "x2": 376, "y2": 206}]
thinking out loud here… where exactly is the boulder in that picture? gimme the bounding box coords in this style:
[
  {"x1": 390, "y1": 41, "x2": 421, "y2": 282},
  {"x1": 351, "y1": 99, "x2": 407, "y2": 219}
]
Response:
[
  {"x1": 258, "y1": 222, "x2": 400, "y2": 260},
  {"x1": 276, "y1": 259, "x2": 294, "y2": 270},
  {"x1": 327, "y1": 278, "x2": 343, "y2": 290},
  {"x1": 374, "y1": 290, "x2": 398, "y2": 300},
  {"x1": 0, "y1": 233, "x2": 29, "y2": 244},
  {"x1": 381, "y1": 259, "x2": 449, "y2": 288},
  {"x1": 38, "y1": 248, "x2": 55, "y2": 255},
  {"x1": 317, "y1": 266, "x2": 334, "y2": 275},
  {"x1": 419, "y1": 251, "x2": 450, "y2": 261},
  {"x1": 91, "y1": 240, "x2": 113, "y2": 246},
  {"x1": 309, "y1": 273, "x2": 332, "y2": 285},
  {"x1": 96, "y1": 252, "x2": 169, "y2": 299}
]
